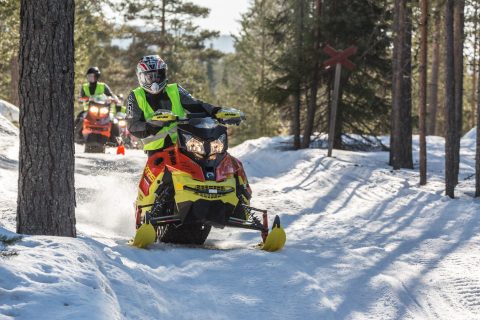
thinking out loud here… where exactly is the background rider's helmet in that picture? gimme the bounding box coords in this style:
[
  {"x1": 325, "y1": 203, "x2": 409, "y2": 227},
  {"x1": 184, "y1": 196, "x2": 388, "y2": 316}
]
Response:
[
  {"x1": 86, "y1": 66, "x2": 101, "y2": 83},
  {"x1": 136, "y1": 55, "x2": 168, "y2": 94}
]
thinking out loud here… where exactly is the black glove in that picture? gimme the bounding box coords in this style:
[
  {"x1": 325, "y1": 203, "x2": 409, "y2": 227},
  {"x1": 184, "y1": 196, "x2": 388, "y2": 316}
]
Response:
[
  {"x1": 146, "y1": 122, "x2": 161, "y2": 136},
  {"x1": 211, "y1": 107, "x2": 222, "y2": 117}
]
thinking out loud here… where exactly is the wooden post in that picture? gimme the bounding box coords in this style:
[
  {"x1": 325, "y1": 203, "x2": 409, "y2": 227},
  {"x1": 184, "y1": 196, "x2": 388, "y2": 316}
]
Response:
[
  {"x1": 323, "y1": 45, "x2": 357, "y2": 156},
  {"x1": 328, "y1": 63, "x2": 342, "y2": 157}
]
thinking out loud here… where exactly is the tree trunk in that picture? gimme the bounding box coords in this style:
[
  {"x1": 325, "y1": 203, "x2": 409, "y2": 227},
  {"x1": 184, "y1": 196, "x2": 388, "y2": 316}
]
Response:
[
  {"x1": 391, "y1": 0, "x2": 413, "y2": 169},
  {"x1": 301, "y1": 0, "x2": 322, "y2": 149},
  {"x1": 419, "y1": 0, "x2": 428, "y2": 185},
  {"x1": 259, "y1": 0, "x2": 267, "y2": 137},
  {"x1": 471, "y1": 3, "x2": 478, "y2": 130},
  {"x1": 453, "y1": 0, "x2": 464, "y2": 186},
  {"x1": 445, "y1": 0, "x2": 456, "y2": 198},
  {"x1": 476, "y1": 41, "x2": 480, "y2": 197},
  {"x1": 427, "y1": 8, "x2": 440, "y2": 136},
  {"x1": 17, "y1": 0, "x2": 76, "y2": 236},
  {"x1": 293, "y1": 0, "x2": 304, "y2": 150},
  {"x1": 390, "y1": 0, "x2": 399, "y2": 166}
]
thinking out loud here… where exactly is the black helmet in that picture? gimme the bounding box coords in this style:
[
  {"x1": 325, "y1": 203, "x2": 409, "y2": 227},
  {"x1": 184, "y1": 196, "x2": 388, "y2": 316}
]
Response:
[
  {"x1": 86, "y1": 66, "x2": 101, "y2": 77},
  {"x1": 86, "y1": 67, "x2": 100, "y2": 83}
]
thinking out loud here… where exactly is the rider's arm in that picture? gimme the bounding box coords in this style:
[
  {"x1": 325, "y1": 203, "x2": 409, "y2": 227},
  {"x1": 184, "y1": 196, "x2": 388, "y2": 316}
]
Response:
[
  {"x1": 178, "y1": 85, "x2": 220, "y2": 116},
  {"x1": 79, "y1": 86, "x2": 87, "y2": 99},
  {"x1": 126, "y1": 91, "x2": 150, "y2": 139},
  {"x1": 104, "y1": 84, "x2": 114, "y2": 97}
]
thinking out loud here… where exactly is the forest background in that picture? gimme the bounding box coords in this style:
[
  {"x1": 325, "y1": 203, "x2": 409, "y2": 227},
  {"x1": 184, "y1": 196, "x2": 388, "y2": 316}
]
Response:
[{"x1": 1, "y1": 0, "x2": 479, "y2": 148}]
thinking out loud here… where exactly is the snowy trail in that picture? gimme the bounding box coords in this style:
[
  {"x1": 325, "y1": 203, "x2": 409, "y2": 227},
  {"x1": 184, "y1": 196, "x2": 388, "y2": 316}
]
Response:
[{"x1": 1, "y1": 119, "x2": 480, "y2": 319}]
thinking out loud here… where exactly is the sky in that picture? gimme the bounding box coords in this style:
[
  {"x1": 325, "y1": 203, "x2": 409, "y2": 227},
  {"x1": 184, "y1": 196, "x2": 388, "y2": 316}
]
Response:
[{"x1": 193, "y1": 0, "x2": 252, "y2": 35}]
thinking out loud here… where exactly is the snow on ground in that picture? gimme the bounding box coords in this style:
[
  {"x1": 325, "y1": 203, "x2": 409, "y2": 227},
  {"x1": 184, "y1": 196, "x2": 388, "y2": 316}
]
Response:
[
  {"x1": 1, "y1": 118, "x2": 480, "y2": 319},
  {"x1": 0, "y1": 100, "x2": 19, "y2": 125}
]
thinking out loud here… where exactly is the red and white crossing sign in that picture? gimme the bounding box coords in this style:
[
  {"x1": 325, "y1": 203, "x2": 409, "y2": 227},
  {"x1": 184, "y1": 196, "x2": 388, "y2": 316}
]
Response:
[
  {"x1": 323, "y1": 45, "x2": 357, "y2": 157},
  {"x1": 323, "y1": 45, "x2": 357, "y2": 70}
]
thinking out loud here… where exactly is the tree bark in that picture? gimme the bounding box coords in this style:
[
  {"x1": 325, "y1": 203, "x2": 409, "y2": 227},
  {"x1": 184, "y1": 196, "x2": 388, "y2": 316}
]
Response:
[
  {"x1": 259, "y1": 0, "x2": 267, "y2": 137},
  {"x1": 419, "y1": 0, "x2": 428, "y2": 185},
  {"x1": 427, "y1": 8, "x2": 440, "y2": 136},
  {"x1": 293, "y1": 0, "x2": 304, "y2": 149},
  {"x1": 17, "y1": 0, "x2": 76, "y2": 236},
  {"x1": 445, "y1": 0, "x2": 456, "y2": 198},
  {"x1": 453, "y1": 0, "x2": 465, "y2": 186},
  {"x1": 476, "y1": 40, "x2": 480, "y2": 196},
  {"x1": 391, "y1": 0, "x2": 413, "y2": 169},
  {"x1": 301, "y1": 0, "x2": 322, "y2": 149},
  {"x1": 471, "y1": 3, "x2": 478, "y2": 130}
]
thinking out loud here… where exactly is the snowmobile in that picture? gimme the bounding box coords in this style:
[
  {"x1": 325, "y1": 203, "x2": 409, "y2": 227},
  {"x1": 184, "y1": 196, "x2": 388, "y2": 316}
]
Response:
[
  {"x1": 81, "y1": 95, "x2": 112, "y2": 153},
  {"x1": 132, "y1": 109, "x2": 286, "y2": 252}
]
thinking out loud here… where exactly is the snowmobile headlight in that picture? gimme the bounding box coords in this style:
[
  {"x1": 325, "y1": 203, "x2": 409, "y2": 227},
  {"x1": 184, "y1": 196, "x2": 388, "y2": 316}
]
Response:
[
  {"x1": 185, "y1": 136, "x2": 206, "y2": 156},
  {"x1": 99, "y1": 107, "x2": 109, "y2": 115},
  {"x1": 89, "y1": 106, "x2": 99, "y2": 114},
  {"x1": 210, "y1": 134, "x2": 226, "y2": 154},
  {"x1": 118, "y1": 120, "x2": 127, "y2": 127}
]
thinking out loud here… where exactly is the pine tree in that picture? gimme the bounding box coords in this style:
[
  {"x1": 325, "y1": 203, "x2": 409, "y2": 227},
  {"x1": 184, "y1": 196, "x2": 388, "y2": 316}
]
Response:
[
  {"x1": 445, "y1": 0, "x2": 456, "y2": 198},
  {"x1": 224, "y1": 0, "x2": 283, "y2": 141},
  {"x1": 476, "y1": 41, "x2": 480, "y2": 196},
  {"x1": 419, "y1": 0, "x2": 429, "y2": 185},
  {"x1": 301, "y1": 0, "x2": 322, "y2": 149},
  {"x1": 117, "y1": 0, "x2": 222, "y2": 97},
  {"x1": 427, "y1": 6, "x2": 441, "y2": 136},
  {"x1": 17, "y1": 0, "x2": 76, "y2": 236},
  {"x1": 453, "y1": 0, "x2": 465, "y2": 185},
  {"x1": 391, "y1": 0, "x2": 413, "y2": 169}
]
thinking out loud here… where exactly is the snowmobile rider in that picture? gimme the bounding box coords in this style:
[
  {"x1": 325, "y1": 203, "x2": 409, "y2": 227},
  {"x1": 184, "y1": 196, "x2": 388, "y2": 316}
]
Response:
[
  {"x1": 126, "y1": 55, "x2": 221, "y2": 155},
  {"x1": 79, "y1": 66, "x2": 115, "y2": 106},
  {"x1": 75, "y1": 67, "x2": 117, "y2": 142}
]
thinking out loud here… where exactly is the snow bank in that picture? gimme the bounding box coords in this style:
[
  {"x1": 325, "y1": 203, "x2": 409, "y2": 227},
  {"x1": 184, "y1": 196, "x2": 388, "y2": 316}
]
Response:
[
  {"x1": 461, "y1": 127, "x2": 477, "y2": 149},
  {"x1": 0, "y1": 99, "x2": 19, "y2": 124},
  {"x1": 0, "y1": 114, "x2": 18, "y2": 232},
  {"x1": 462, "y1": 127, "x2": 476, "y2": 140},
  {"x1": 0, "y1": 113, "x2": 18, "y2": 137}
]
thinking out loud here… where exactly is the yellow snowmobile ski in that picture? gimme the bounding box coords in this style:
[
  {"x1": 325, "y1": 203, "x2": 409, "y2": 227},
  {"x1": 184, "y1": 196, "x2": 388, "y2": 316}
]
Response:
[
  {"x1": 261, "y1": 215, "x2": 286, "y2": 252},
  {"x1": 130, "y1": 223, "x2": 156, "y2": 248}
]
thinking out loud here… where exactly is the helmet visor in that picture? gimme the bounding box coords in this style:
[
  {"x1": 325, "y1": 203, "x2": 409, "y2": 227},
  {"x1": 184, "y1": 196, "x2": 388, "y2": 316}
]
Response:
[{"x1": 140, "y1": 69, "x2": 166, "y2": 85}]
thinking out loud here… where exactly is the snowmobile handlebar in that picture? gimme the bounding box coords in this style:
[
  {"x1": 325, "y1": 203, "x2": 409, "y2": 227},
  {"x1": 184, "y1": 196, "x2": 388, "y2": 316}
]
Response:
[{"x1": 147, "y1": 109, "x2": 244, "y2": 127}]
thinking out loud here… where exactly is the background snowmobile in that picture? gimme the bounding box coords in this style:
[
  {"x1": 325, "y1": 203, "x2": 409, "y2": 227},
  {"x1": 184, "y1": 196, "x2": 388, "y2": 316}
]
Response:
[
  {"x1": 80, "y1": 95, "x2": 112, "y2": 153},
  {"x1": 132, "y1": 109, "x2": 286, "y2": 251}
]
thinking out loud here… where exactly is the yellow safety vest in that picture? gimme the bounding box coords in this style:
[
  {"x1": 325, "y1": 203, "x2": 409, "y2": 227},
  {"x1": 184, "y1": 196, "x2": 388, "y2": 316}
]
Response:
[
  {"x1": 82, "y1": 82, "x2": 105, "y2": 97},
  {"x1": 133, "y1": 83, "x2": 186, "y2": 150}
]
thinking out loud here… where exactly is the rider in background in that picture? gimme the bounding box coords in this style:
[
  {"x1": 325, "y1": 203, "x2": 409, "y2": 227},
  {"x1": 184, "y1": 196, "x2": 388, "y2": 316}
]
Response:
[
  {"x1": 80, "y1": 67, "x2": 115, "y2": 103},
  {"x1": 75, "y1": 67, "x2": 117, "y2": 142}
]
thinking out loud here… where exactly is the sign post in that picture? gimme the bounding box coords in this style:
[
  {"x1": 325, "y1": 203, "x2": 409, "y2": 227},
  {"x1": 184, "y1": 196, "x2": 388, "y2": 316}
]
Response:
[{"x1": 323, "y1": 45, "x2": 357, "y2": 157}]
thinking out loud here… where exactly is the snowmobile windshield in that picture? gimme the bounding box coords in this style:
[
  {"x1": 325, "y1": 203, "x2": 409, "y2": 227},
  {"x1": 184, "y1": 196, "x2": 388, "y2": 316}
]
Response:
[
  {"x1": 188, "y1": 117, "x2": 219, "y2": 129},
  {"x1": 178, "y1": 117, "x2": 227, "y2": 144},
  {"x1": 89, "y1": 94, "x2": 108, "y2": 106}
]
